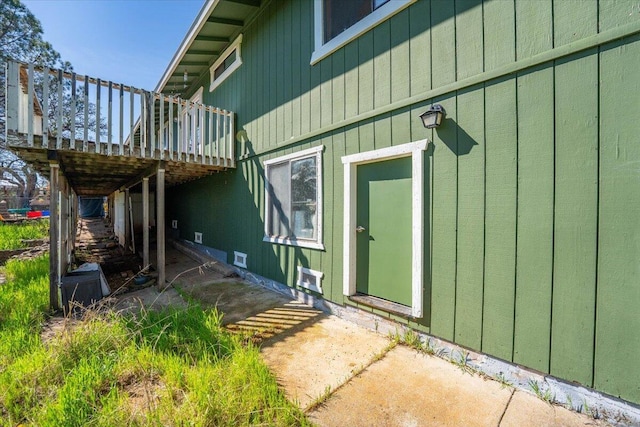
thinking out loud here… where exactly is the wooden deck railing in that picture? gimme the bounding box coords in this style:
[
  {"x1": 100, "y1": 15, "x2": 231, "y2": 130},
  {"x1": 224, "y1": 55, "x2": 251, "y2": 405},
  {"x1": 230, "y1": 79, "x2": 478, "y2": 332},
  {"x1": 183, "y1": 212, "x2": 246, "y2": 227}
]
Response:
[{"x1": 4, "y1": 60, "x2": 235, "y2": 167}]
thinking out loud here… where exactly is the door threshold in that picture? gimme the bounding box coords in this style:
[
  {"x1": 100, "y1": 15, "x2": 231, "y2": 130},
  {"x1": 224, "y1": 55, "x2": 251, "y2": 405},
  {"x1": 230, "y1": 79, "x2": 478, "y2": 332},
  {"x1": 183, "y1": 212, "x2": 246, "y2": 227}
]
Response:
[{"x1": 349, "y1": 293, "x2": 412, "y2": 318}]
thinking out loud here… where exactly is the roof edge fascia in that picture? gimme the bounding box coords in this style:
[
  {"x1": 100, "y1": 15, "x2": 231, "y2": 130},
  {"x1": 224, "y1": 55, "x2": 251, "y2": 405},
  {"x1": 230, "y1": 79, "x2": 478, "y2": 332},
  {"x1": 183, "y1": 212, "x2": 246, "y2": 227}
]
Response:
[{"x1": 155, "y1": 0, "x2": 220, "y2": 93}]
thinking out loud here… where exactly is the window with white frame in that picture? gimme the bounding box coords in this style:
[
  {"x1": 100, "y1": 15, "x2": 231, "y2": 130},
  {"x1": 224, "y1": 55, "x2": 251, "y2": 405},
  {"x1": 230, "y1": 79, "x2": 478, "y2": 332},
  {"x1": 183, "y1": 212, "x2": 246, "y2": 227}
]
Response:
[
  {"x1": 209, "y1": 34, "x2": 243, "y2": 92},
  {"x1": 311, "y1": 0, "x2": 415, "y2": 64},
  {"x1": 264, "y1": 146, "x2": 324, "y2": 250}
]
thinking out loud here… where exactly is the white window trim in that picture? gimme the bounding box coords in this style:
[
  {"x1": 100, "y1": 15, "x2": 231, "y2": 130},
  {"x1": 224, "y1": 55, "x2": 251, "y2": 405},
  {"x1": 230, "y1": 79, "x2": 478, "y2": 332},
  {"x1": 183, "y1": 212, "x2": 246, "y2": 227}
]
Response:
[
  {"x1": 311, "y1": 0, "x2": 416, "y2": 65},
  {"x1": 341, "y1": 139, "x2": 428, "y2": 318},
  {"x1": 263, "y1": 145, "x2": 325, "y2": 250},
  {"x1": 233, "y1": 251, "x2": 248, "y2": 268},
  {"x1": 194, "y1": 231, "x2": 203, "y2": 244},
  {"x1": 209, "y1": 34, "x2": 243, "y2": 92},
  {"x1": 297, "y1": 266, "x2": 324, "y2": 294}
]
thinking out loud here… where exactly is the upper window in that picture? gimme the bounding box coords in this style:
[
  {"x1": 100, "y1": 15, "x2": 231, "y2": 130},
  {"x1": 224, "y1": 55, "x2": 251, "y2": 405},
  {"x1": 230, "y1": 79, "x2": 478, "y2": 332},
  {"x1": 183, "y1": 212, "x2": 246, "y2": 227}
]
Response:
[
  {"x1": 263, "y1": 146, "x2": 324, "y2": 250},
  {"x1": 209, "y1": 34, "x2": 243, "y2": 92},
  {"x1": 311, "y1": 0, "x2": 415, "y2": 64}
]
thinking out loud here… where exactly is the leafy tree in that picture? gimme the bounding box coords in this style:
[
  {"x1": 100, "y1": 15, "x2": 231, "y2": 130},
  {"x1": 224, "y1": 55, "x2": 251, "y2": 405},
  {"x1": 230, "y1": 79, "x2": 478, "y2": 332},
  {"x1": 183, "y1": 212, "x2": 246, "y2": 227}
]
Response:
[{"x1": 0, "y1": 0, "x2": 104, "y2": 204}]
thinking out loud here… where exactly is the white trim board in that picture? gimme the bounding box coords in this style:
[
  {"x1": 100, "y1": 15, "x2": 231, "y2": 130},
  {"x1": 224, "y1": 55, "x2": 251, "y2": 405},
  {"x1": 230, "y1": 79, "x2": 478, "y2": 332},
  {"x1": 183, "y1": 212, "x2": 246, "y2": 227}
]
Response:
[{"x1": 341, "y1": 139, "x2": 428, "y2": 318}]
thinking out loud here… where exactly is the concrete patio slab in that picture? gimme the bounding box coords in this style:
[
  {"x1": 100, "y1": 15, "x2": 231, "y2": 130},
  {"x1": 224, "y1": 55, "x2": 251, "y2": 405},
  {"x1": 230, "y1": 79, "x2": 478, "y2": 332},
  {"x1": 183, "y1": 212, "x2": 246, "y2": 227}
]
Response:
[
  {"x1": 308, "y1": 345, "x2": 512, "y2": 427},
  {"x1": 260, "y1": 313, "x2": 391, "y2": 410},
  {"x1": 501, "y1": 391, "x2": 609, "y2": 427}
]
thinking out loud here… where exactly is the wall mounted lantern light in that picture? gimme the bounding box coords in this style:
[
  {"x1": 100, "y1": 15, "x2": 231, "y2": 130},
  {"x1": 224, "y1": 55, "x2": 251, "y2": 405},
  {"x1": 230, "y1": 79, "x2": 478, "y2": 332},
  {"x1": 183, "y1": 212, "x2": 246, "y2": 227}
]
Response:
[{"x1": 419, "y1": 104, "x2": 446, "y2": 129}]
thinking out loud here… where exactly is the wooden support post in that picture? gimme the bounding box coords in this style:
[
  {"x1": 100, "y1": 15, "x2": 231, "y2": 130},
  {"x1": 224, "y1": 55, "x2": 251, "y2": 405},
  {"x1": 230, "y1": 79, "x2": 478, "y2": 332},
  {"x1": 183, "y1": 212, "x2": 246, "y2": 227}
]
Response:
[
  {"x1": 142, "y1": 177, "x2": 149, "y2": 269},
  {"x1": 124, "y1": 188, "x2": 131, "y2": 252},
  {"x1": 49, "y1": 162, "x2": 60, "y2": 311},
  {"x1": 156, "y1": 163, "x2": 166, "y2": 289}
]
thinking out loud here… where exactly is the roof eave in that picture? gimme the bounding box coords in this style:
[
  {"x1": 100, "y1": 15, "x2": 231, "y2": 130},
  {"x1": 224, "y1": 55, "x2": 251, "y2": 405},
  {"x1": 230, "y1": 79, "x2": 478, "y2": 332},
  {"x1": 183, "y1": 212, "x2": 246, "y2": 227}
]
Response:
[{"x1": 154, "y1": 0, "x2": 220, "y2": 94}]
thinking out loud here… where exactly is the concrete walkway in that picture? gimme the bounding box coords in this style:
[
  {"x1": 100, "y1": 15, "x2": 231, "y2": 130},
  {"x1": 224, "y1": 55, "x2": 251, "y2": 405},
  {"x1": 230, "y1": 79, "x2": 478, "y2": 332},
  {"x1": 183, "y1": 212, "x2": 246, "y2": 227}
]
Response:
[{"x1": 119, "y1": 246, "x2": 609, "y2": 427}]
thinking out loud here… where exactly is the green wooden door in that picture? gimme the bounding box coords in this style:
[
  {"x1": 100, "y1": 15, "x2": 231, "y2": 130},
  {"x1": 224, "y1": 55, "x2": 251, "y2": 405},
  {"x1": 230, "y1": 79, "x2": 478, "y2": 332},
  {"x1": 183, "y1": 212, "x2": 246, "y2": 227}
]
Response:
[{"x1": 356, "y1": 157, "x2": 412, "y2": 306}]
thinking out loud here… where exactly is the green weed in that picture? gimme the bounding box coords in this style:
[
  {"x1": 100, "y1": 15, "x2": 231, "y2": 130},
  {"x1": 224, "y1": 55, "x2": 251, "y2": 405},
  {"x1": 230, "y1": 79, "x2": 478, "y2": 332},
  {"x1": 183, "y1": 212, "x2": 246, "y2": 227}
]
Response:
[
  {"x1": 0, "y1": 256, "x2": 309, "y2": 427},
  {"x1": 0, "y1": 220, "x2": 49, "y2": 250},
  {"x1": 528, "y1": 379, "x2": 555, "y2": 404}
]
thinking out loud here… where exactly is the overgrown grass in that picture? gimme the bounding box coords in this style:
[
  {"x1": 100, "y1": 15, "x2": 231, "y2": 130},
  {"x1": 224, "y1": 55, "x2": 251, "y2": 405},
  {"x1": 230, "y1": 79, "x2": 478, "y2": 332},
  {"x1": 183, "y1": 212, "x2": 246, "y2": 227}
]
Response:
[
  {"x1": 0, "y1": 219, "x2": 49, "y2": 250},
  {"x1": 0, "y1": 256, "x2": 309, "y2": 426}
]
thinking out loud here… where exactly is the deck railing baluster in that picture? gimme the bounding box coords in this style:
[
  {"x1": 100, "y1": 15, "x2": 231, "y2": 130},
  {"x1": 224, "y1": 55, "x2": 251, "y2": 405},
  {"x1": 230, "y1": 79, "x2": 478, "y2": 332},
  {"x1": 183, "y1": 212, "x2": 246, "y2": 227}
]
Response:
[
  {"x1": 96, "y1": 78, "x2": 101, "y2": 152},
  {"x1": 27, "y1": 64, "x2": 34, "y2": 146},
  {"x1": 222, "y1": 109, "x2": 227, "y2": 168},
  {"x1": 177, "y1": 100, "x2": 182, "y2": 161},
  {"x1": 119, "y1": 85, "x2": 124, "y2": 155},
  {"x1": 83, "y1": 75, "x2": 89, "y2": 151},
  {"x1": 129, "y1": 87, "x2": 135, "y2": 156},
  {"x1": 42, "y1": 68, "x2": 49, "y2": 148},
  {"x1": 150, "y1": 93, "x2": 155, "y2": 158},
  {"x1": 216, "y1": 111, "x2": 220, "y2": 166},
  {"x1": 56, "y1": 70, "x2": 63, "y2": 149},
  {"x1": 107, "y1": 81, "x2": 113, "y2": 155},
  {"x1": 199, "y1": 103, "x2": 205, "y2": 163},
  {"x1": 159, "y1": 95, "x2": 165, "y2": 160},
  {"x1": 70, "y1": 73, "x2": 76, "y2": 149},
  {"x1": 229, "y1": 112, "x2": 235, "y2": 168},
  {"x1": 169, "y1": 96, "x2": 174, "y2": 160}
]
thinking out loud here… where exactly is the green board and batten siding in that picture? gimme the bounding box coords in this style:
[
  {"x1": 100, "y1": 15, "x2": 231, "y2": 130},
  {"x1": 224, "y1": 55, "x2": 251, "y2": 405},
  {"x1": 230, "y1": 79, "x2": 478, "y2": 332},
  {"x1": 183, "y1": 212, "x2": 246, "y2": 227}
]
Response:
[{"x1": 166, "y1": 0, "x2": 640, "y2": 404}]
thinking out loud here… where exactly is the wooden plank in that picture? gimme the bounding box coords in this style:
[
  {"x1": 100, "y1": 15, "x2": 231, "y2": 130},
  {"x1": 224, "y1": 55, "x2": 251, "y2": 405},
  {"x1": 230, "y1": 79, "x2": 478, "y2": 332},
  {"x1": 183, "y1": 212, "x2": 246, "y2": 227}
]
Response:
[
  {"x1": 143, "y1": 177, "x2": 149, "y2": 269},
  {"x1": 299, "y1": 0, "x2": 312, "y2": 135},
  {"x1": 599, "y1": 0, "x2": 640, "y2": 32},
  {"x1": 358, "y1": 31, "x2": 374, "y2": 114},
  {"x1": 515, "y1": 0, "x2": 552, "y2": 59},
  {"x1": 282, "y1": 0, "x2": 292, "y2": 141},
  {"x1": 95, "y1": 78, "x2": 101, "y2": 149},
  {"x1": 373, "y1": 20, "x2": 391, "y2": 109},
  {"x1": 291, "y1": 0, "x2": 301, "y2": 138},
  {"x1": 482, "y1": 78, "x2": 517, "y2": 361},
  {"x1": 129, "y1": 88, "x2": 135, "y2": 156},
  {"x1": 140, "y1": 90, "x2": 145, "y2": 158},
  {"x1": 42, "y1": 68, "x2": 49, "y2": 148},
  {"x1": 49, "y1": 163, "x2": 60, "y2": 311},
  {"x1": 5, "y1": 61, "x2": 19, "y2": 135},
  {"x1": 483, "y1": 0, "x2": 515, "y2": 71},
  {"x1": 27, "y1": 64, "x2": 34, "y2": 145},
  {"x1": 344, "y1": 42, "x2": 359, "y2": 120},
  {"x1": 107, "y1": 81, "x2": 113, "y2": 155},
  {"x1": 275, "y1": 0, "x2": 285, "y2": 144},
  {"x1": 429, "y1": 96, "x2": 457, "y2": 341},
  {"x1": 454, "y1": 86, "x2": 485, "y2": 350},
  {"x1": 513, "y1": 65, "x2": 554, "y2": 373},
  {"x1": 84, "y1": 75, "x2": 89, "y2": 151},
  {"x1": 150, "y1": 93, "x2": 156, "y2": 157},
  {"x1": 168, "y1": 97, "x2": 174, "y2": 159},
  {"x1": 409, "y1": 0, "x2": 431, "y2": 95},
  {"x1": 594, "y1": 36, "x2": 640, "y2": 403},
  {"x1": 332, "y1": 48, "x2": 345, "y2": 124},
  {"x1": 320, "y1": 55, "x2": 332, "y2": 128},
  {"x1": 159, "y1": 95, "x2": 164, "y2": 159},
  {"x1": 119, "y1": 85, "x2": 124, "y2": 155},
  {"x1": 177, "y1": 99, "x2": 182, "y2": 160},
  {"x1": 57, "y1": 69, "x2": 63, "y2": 149},
  {"x1": 390, "y1": 9, "x2": 410, "y2": 103},
  {"x1": 550, "y1": 50, "x2": 598, "y2": 387},
  {"x1": 431, "y1": 0, "x2": 456, "y2": 88},
  {"x1": 156, "y1": 166, "x2": 166, "y2": 289},
  {"x1": 70, "y1": 73, "x2": 76, "y2": 149},
  {"x1": 553, "y1": 0, "x2": 597, "y2": 47},
  {"x1": 455, "y1": 0, "x2": 484, "y2": 79}
]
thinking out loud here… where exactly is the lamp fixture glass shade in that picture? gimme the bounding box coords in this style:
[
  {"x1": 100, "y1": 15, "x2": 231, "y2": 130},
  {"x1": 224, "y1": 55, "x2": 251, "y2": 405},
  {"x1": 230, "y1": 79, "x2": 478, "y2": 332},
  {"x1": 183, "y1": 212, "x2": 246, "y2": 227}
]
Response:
[{"x1": 419, "y1": 104, "x2": 446, "y2": 129}]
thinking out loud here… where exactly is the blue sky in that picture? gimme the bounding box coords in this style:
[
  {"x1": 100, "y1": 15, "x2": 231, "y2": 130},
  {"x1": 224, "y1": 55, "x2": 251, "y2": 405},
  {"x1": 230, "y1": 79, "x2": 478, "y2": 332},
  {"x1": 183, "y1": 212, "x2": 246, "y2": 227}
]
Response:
[{"x1": 23, "y1": 0, "x2": 204, "y2": 91}]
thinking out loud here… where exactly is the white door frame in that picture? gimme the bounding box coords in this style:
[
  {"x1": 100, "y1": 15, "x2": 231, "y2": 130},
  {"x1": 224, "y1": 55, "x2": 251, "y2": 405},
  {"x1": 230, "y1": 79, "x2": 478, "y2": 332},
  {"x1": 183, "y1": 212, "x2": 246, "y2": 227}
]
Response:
[{"x1": 341, "y1": 139, "x2": 428, "y2": 318}]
